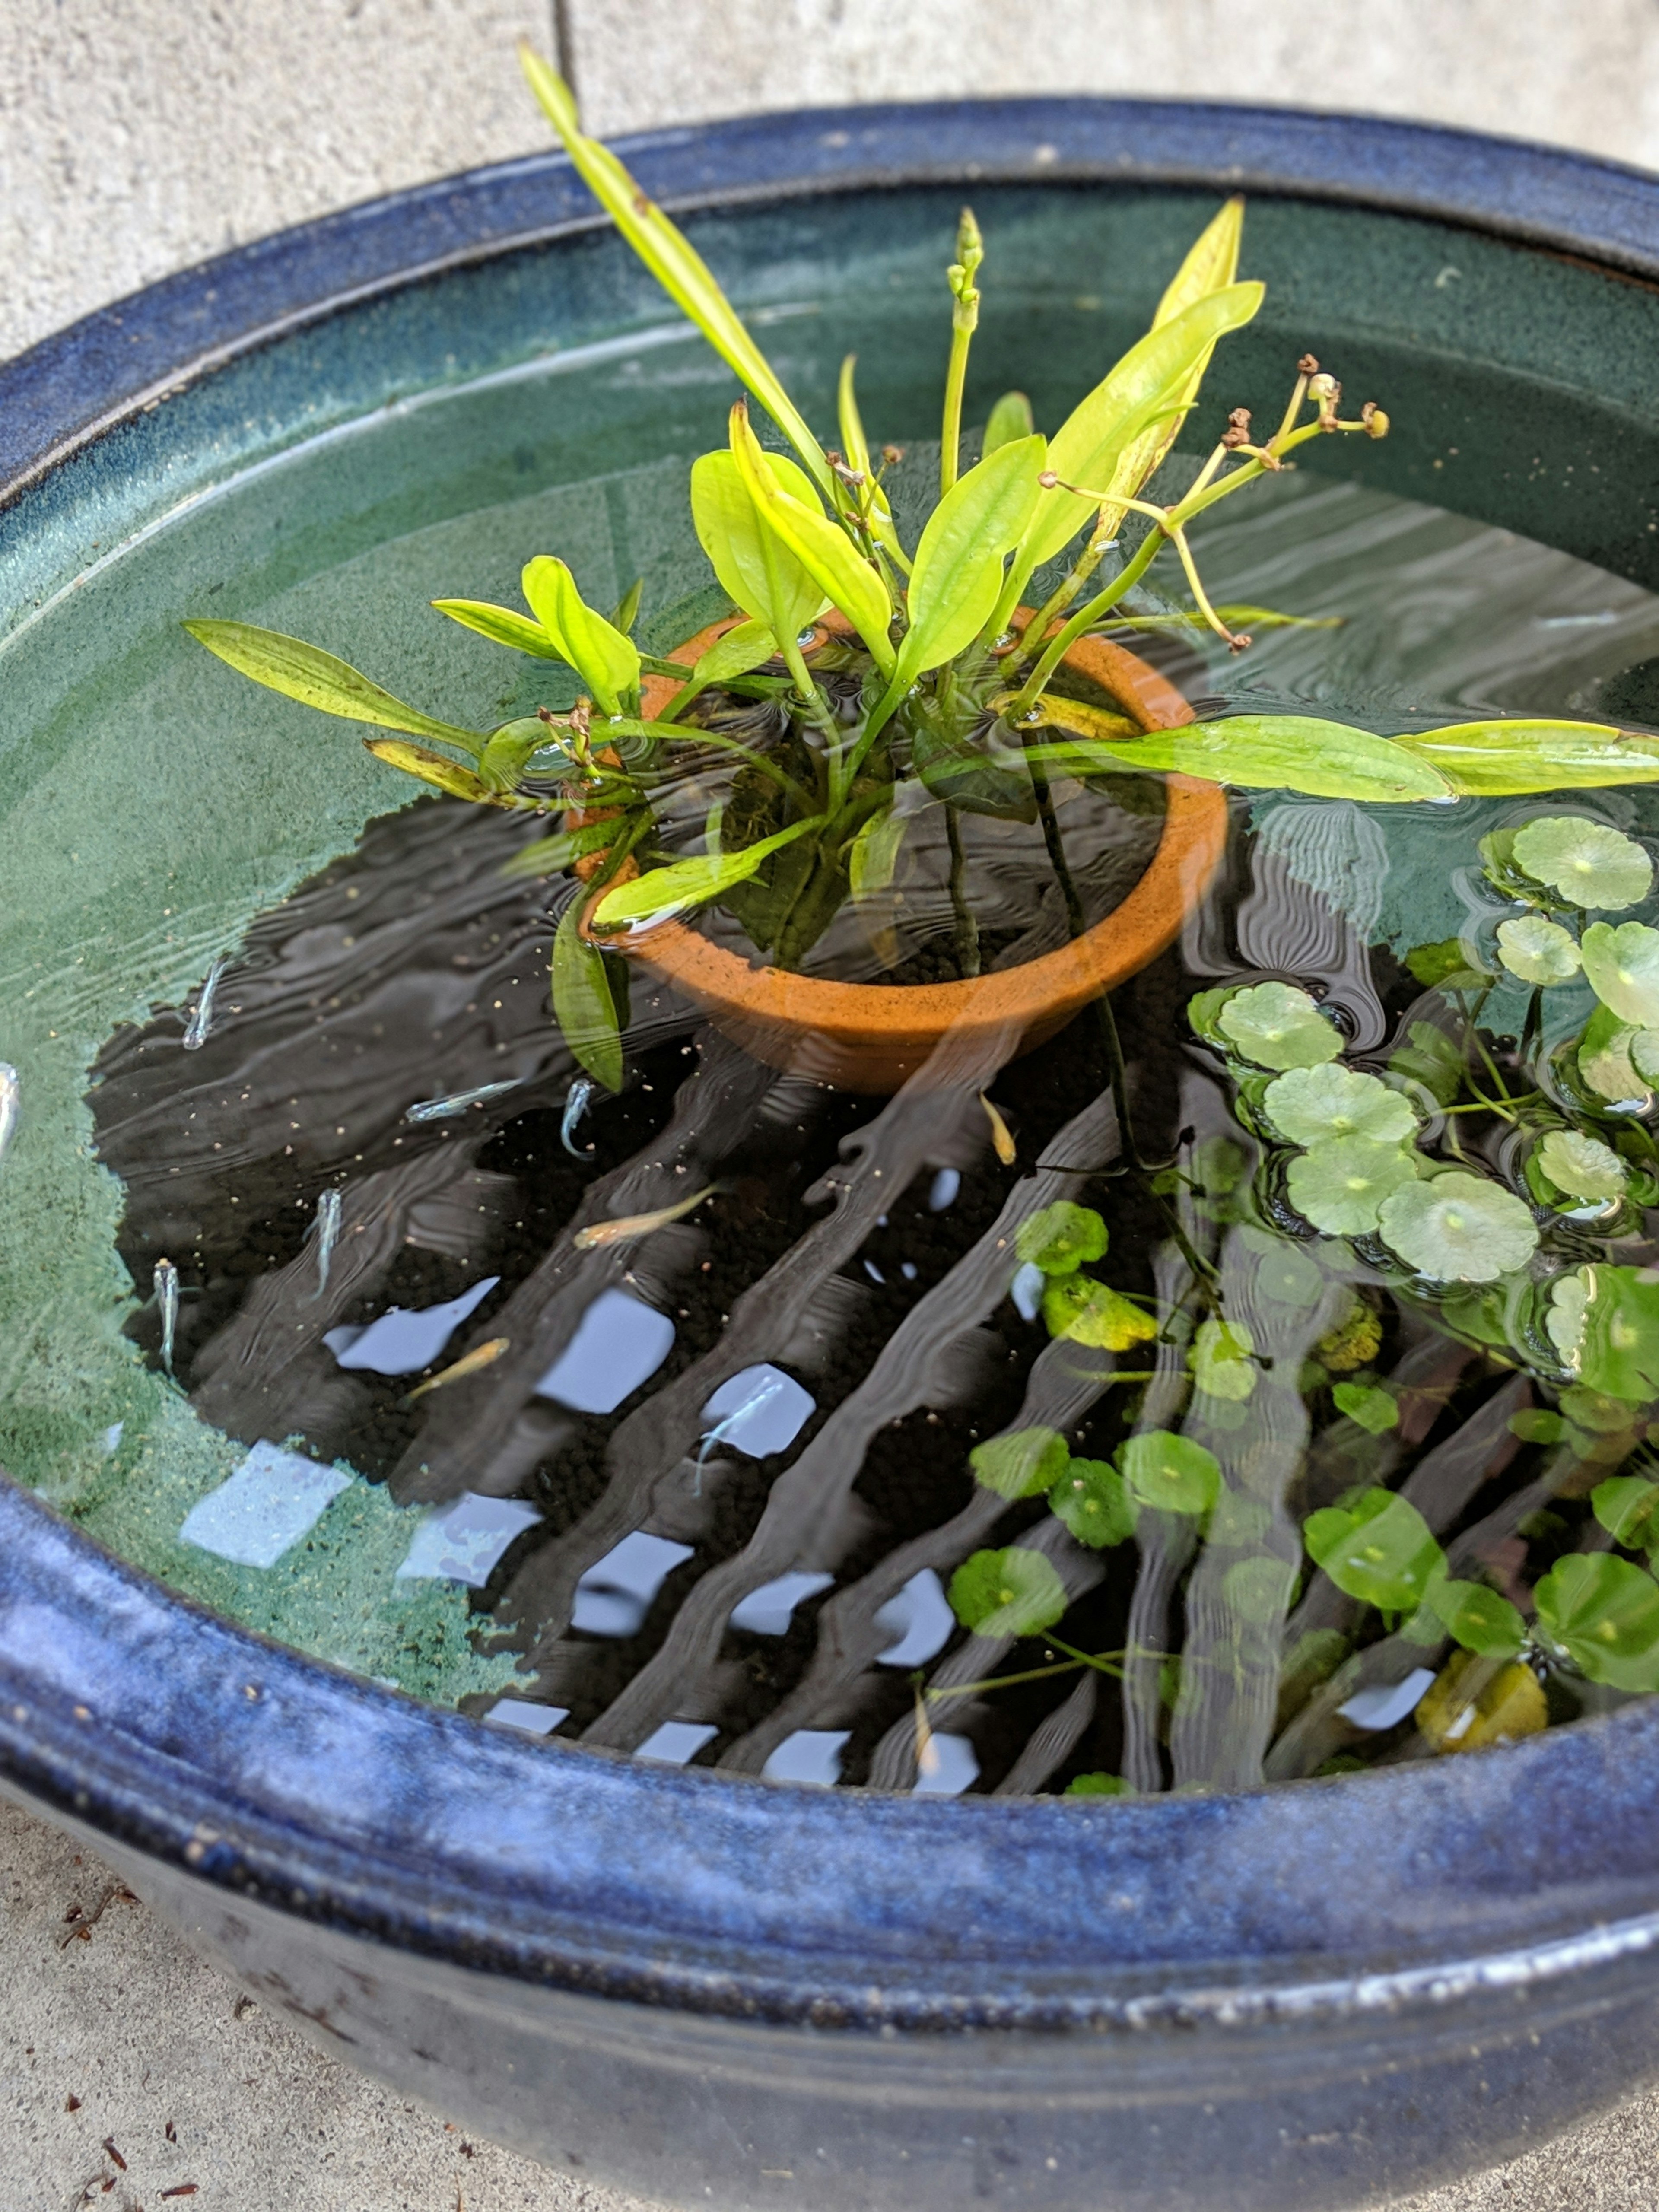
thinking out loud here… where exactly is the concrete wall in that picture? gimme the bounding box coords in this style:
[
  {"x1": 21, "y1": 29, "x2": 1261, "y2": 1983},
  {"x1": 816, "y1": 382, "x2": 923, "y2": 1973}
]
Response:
[{"x1": 4, "y1": 0, "x2": 1659, "y2": 363}]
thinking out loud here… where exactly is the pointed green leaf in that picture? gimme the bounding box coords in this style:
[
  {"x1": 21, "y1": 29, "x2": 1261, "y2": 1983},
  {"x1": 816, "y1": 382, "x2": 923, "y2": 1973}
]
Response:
[
  {"x1": 184, "y1": 620, "x2": 489, "y2": 754},
  {"x1": 519, "y1": 557, "x2": 640, "y2": 716},
  {"x1": 729, "y1": 407, "x2": 895, "y2": 674},
  {"x1": 520, "y1": 48, "x2": 831, "y2": 496},
  {"x1": 690, "y1": 618, "x2": 782, "y2": 689},
  {"x1": 551, "y1": 893, "x2": 625, "y2": 1091},
  {"x1": 983, "y1": 389, "x2": 1034, "y2": 455},
  {"x1": 895, "y1": 435, "x2": 1046, "y2": 684},
  {"x1": 362, "y1": 738, "x2": 497, "y2": 803},
  {"x1": 1063, "y1": 715, "x2": 1451, "y2": 804},
  {"x1": 591, "y1": 815, "x2": 823, "y2": 930},
  {"x1": 848, "y1": 799, "x2": 907, "y2": 899},
  {"x1": 689, "y1": 449, "x2": 830, "y2": 648},
  {"x1": 836, "y1": 353, "x2": 909, "y2": 571},
  {"x1": 1394, "y1": 721, "x2": 1659, "y2": 797},
  {"x1": 432, "y1": 597, "x2": 564, "y2": 659}
]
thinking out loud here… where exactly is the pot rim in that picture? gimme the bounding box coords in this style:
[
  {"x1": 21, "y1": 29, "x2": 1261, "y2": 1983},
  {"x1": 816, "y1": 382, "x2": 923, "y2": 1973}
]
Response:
[{"x1": 8, "y1": 95, "x2": 1659, "y2": 2029}]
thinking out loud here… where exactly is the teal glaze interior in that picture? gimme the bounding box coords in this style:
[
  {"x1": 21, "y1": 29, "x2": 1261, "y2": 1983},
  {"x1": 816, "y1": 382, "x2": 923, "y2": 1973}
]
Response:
[{"x1": 6, "y1": 182, "x2": 1659, "y2": 1707}]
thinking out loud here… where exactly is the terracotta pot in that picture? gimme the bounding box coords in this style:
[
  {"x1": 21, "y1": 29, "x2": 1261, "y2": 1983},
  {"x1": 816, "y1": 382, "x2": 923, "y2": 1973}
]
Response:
[{"x1": 586, "y1": 614, "x2": 1227, "y2": 1093}]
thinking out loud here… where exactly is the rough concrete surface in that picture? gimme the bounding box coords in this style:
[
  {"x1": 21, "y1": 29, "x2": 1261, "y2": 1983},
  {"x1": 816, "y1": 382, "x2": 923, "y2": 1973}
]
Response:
[
  {"x1": 3, "y1": 1790, "x2": 1658, "y2": 2212},
  {"x1": 8, "y1": 3, "x2": 1659, "y2": 2206}
]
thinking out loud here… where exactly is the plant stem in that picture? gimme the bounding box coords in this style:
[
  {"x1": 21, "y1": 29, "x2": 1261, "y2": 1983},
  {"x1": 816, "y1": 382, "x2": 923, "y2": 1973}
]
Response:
[
  {"x1": 1006, "y1": 530, "x2": 1163, "y2": 718},
  {"x1": 944, "y1": 804, "x2": 981, "y2": 977},
  {"x1": 941, "y1": 320, "x2": 971, "y2": 498}
]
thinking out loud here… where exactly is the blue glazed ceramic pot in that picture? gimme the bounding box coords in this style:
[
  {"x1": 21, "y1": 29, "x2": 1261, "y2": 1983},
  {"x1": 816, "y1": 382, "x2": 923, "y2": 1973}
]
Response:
[{"x1": 5, "y1": 98, "x2": 1659, "y2": 2212}]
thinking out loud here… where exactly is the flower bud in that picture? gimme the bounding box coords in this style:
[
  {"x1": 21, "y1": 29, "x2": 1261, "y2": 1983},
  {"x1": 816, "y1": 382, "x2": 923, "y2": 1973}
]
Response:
[
  {"x1": 1307, "y1": 372, "x2": 1339, "y2": 407},
  {"x1": 1362, "y1": 401, "x2": 1390, "y2": 441},
  {"x1": 1297, "y1": 353, "x2": 1321, "y2": 377}
]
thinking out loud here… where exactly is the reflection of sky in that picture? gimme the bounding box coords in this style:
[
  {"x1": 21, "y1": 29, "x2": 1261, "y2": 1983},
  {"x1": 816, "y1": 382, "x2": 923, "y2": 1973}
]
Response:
[
  {"x1": 729, "y1": 1570, "x2": 833, "y2": 1637},
  {"x1": 572, "y1": 1530, "x2": 693, "y2": 1637},
  {"x1": 875, "y1": 1569, "x2": 955, "y2": 1667},
  {"x1": 178, "y1": 1441, "x2": 350, "y2": 1568},
  {"x1": 325, "y1": 1274, "x2": 499, "y2": 1375},
  {"x1": 395, "y1": 1491, "x2": 541, "y2": 1587},
  {"x1": 1338, "y1": 1668, "x2": 1436, "y2": 1732},
  {"x1": 914, "y1": 1733, "x2": 979, "y2": 1796},
  {"x1": 535, "y1": 1288, "x2": 674, "y2": 1414},
  {"x1": 763, "y1": 1729, "x2": 849, "y2": 1786},
  {"x1": 701, "y1": 1363, "x2": 815, "y2": 1458},
  {"x1": 635, "y1": 1720, "x2": 716, "y2": 1764},
  {"x1": 485, "y1": 1697, "x2": 569, "y2": 1736}
]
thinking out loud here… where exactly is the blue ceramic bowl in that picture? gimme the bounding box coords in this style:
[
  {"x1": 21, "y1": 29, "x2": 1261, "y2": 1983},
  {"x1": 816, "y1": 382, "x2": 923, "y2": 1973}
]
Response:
[{"x1": 6, "y1": 98, "x2": 1659, "y2": 2211}]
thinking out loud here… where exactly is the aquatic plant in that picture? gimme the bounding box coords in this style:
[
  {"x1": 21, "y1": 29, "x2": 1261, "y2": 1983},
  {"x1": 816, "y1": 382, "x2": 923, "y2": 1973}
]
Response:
[{"x1": 180, "y1": 51, "x2": 1659, "y2": 1093}]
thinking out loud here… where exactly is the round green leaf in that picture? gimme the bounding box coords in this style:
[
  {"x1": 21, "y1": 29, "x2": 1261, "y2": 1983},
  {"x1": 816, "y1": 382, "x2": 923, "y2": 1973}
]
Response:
[
  {"x1": 1015, "y1": 1201, "x2": 1108, "y2": 1276},
  {"x1": 1581, "y1": 922, "x2": 1659, "y2": 1027},
  {"x1": 1303, "y1": 1488, "x2": 1445, "y2": 1613},
  {"x1": 1042, "y1": 1277, "x2": 1158, "y2": 1351},
  {"x1": 1287, "y1": 1137, "x2": 1418, "y2": 1237},
  {"x1": 1118, "y1": 1430, "x2": 1221, "y2": 1516},
  {"x1": 1534, "y1": 1553, "x2": 1659, "y2": 1690},
  {"x1": 1574, "y1": 1264, "x2": 1659, "y2": 1404},
  {"x1": 1065, "y1": 1772, "x2": 1132, "y2": 1797},
  {"x1": 1221, "y1": 1554, "x2": 1300, "y2": 1624},
  {"x1": 1512, "y1": 817, "x2": 1653, "y2": 911},
  {"x1": 1578, "y1": 1009, "x2": 1649, "y2": 1106},
  {"x1": 1253, "y1": 1239, "x2": 1326, "y2": 1309},
  {"x1": 1496, "y1": 915, "x2": 1583, "y2": 986},
  {"x1": 1262, "y1": 1065, "x2": 1417, "y2": 1147},
  {"x1": 1592, "y1": 1475, "x2": 1659, "y2": 1550},
  {"x1": 1332, "y1": 1379, "x2": 1399, "y2": 1434},
  {"x1": 948, "y1": 1547, "x2": 1070, "y2": 1640},
  {"x1": 1191, "y1": 1316, "x2": 1258, "y2": 1401},
  {"x1": 1049, "y1": 1459, "x2": 1138, "y2": 1548},
  {"x1": 1217, "y1": 982, "x2": 1343, "y2": 1071},
  {"x1": 1538, "y1": 1128, "x2": 1627, "y2": 1205},
  {"x1": 1423, "y1": 1577, "x2": 1526, "y2": 1659},
  {"x1": 969, "y1": 1426, "x2": 1070, "y2": 1500},
  {"x1": 1376, "y1": 1172, "x2": 1539, "y2": 1282}
]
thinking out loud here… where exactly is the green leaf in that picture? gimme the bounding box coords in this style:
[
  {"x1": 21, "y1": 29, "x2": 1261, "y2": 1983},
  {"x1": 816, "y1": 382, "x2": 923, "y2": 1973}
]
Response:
[
  {"x1": 1042, "y1": 1277, "x2": 1159, "y2": 1351},
  {"x1": 1049, "y1": 1458, "x2": 1138, "y2": 1548},
  {"x1": 690, "y1": 618, "x2": 782, "y2": 690},
  {"x1": 1191, "y1": 1316, "x2": 1258, "y2": 1401},
  {"x1": 1062, "y1": 716, "x2": 1451, "y2": 804},
  {"x1": 1217, "y1": 981, "x2": 1342, "y2": 1071},
  {"x1": 1376, "y1": 1171, "x2": 1539, "y2": 1282},
  {"x1": 519, "y1": 557, "x2": 641, "y2": 717},
  {"x1": 520, "y1": 50, "x2": 831, "y2": 496},
  {"x1": 1221, "y1": 1554, "x2": 1300, "y2": 1624},
  {"x1": 1577, "y1": 1004, "x2": 1651, "y2": 1105},
  {"x1": 362, "y1": 738, "x2": 496, "y2": 804},
  {"x1": 1332, "y1": 1380, "x2": 1400, "y2": 1434},
  {"x1": 1538, "y1": 1128, "x2": 1627, "y2": 1205},
  {"x1": 848, "y1": 799, "x2": 908, "y2": 899},
  {"x1": 1392, "y1": 723, "x2": 1659, "y2": 797},
  {"x1": 689, "y1": 450, "x2": 831, "y2": 651},
  {"x1": 969, "y1": 1426, "x2": 1070, "y2": 1500},
  {"x1": 1118, "y1": 1430, "x2": 1221, "y2": 1516},
  {"x1": 1422, "y1": 1578, "x2": 1526, "y2": 1659},
  {"x1": 834, "y1": 353, "x2": 908, "y2": 574},
  {"x1": 909, "y1": 708, "x2": 1037, "y2": 821},
  {"x1": 1016, "y1": 1201, "x2": 1108, "y2": 1275},
  {"x1": 1406, "y1": 938, "x2": 1482, "y2": 988},
  {"x1": 591, "y1": 816, "x2": 823, "y2": 930},
  {"x1": 499, "y1": 819, "x2": 617, "y2": 880},
  {"x1": 1497, "y1": 915, "x2": 1583, "y2": 986},
  {"x1": 1580, "y1": 921, "x2": 1659, "y2": 1027},
  {"x1": 982, "y1": 390, "x2": 1035, "y2": 454},
  {"x1": 894, "y1": 436, "x2": 1047, "y2": 684},
  {"x1": 948, "y1": 1546, "x2": 1069, "y2": 1638},
  {"x1": 1287, "y1": 1138, "x2": 1417, "y2": 1237},
  {"x1": 1534, "y1": 1553, "x2": 1659, "y2": 1690},
  {"x1": 1572, "y1": 1265, "x2": 1659, "y2": 1402},
  {"x1": 551, "y1": 893, "x2": 624, "y2": 1091},
  {"x1": 431, "y1": 596, "x2": 565, "y2": 659},
  {"x1": 183, "y1": 620, "x2": 489, "y2": 755},
  {"x1": 1065, "y1": 1771, "x2": 1132, "y2": 1797},
  {"x1": 1513, "y1": 815, "x2": 1654, "y2": 908},
  {"x1": 1017, "y1": 280, "x2": 1264, "y2": 577},
  {"x1": 1263, "y1": 1065, "x2": 1417, "y2": 1147},
  {"x1": 1592, "y1": 1475, "x2": 1659, "y2": 1549},
  {"x1": 1303, "y1": 1488, "x2": 1445, "y2": 1613},
  {"x1": 730, "y1": 405, "x2": 896, "y2": 675},
  {"x1": 1389, "y1": 1021, "x2": 1465, "y2": 1108}
]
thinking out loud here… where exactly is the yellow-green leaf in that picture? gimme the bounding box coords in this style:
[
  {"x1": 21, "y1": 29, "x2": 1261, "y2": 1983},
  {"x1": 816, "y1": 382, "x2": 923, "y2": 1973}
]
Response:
[
  {"x1": 520, "y1": 47, "x2": 831, "y2": 497},
  {"x1": 982, "y1": 390, "x2": 1034, "y2": 455},
  {"x1": 1054, "y1": 715, "x2": 1451, "y2": 804},
  {"x1": 519, "y1": 557, "x2": 641, "y2": 717},
  {"x1": 363, "y1": 738, "x2": 496, "y2": 804},
  {"x1": 431, "y1": 598, "x2": 563, "y2": 659},
  {"x1": 689, "y1": 449, "x2": 830, "y2": 648},
  {"x1": 895, "y1": 435, "x2": 1046, "y2": 684},
  {"x1": 184, "y1": 620, "x2": 488, "y2": 755},
  {"x1": 690, "y1": 618, "x2": 781, "y2": 688},
  {"x1": 837, "y1": 353, "x2": 909, "y2": 572},
  {"x1": 1392, "y1": 719, "x2": 1659, "y2": 795},
  {"x1": 552, "y1": 893, "x2": 624, "y2": 1091},
  {"x1": 592, "y1": 815, "x2": 823, "y2": 929}
]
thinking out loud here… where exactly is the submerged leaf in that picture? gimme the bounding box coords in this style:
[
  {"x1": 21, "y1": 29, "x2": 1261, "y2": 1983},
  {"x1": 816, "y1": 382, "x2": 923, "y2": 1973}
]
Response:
[
  {"x1": 1016, "y1": 1201, "x2": 1108, "y2": 1275},
  {"x1": 1063, "y1": 716, "x2": 1451, "y2": 804},
  {"x1": 1262, "y1": 1065, "x2": 1417, "y2": 1147},
  {"x1": 1287, "y1": 1138, "x2": 1417, "y2": 1236},
  {"x1": 847, "y1": 801, "x2": 907, "y2": 899},
  {"x1": 948, "y1": 1546, "x2": 1069, "y2": 1639},
  {"x1": 1538, "y1": 1128, "x2": 1627, "y2": 1205},
  {"x1": 1496, "y1": 914, "x2": 1583, "y2": 985},
  {"x1": 1118, "y1": 1430, "x2": 1221, "y2": 1516},
  {"x1": 1512, "y1": 816, "x2": 1653, "y2": 910},
  {"x1": 970, "y1": 1426, "x2": 1070, "y2": 1500},
  {"x1": 1042, "y1": 1277, "x2": 1158, "y2": 1351},
  {"x1": 1421, "y1": 1578, "x2": 1526, "y2": 1659},
  {"x1": 1388, "y1": 1021, "x2": 1465, "y2": 1108},
  {"x1": 1415, "y1": 1653, "x2": 1546, "y2": 1751},
  {"x1": 1376, "y1": 1172, "x2": 1539, "y2": 1282},
  {"x1": 592, "y1": 817, "x2": 823, "y2": 929},
  {"x1": 1303, "y1": 1488, "x2": 1445, "y2": 1613},
  {"x1": 1049, "y1": 1459, "x2": 1138, "y2": 1548},
  {"x1": 551, "y1": 893, "x2": 625, "y2": 1091},
  {"x1": 1534, "y1": 1553, "x2": 1659, "y2": 1690},
  {"x1": 1191, "y1": 1316, "x2": 1258, "y2": 1402},
  {"x1": 1332, "y1": 1379, "x2": 1400, "y2": 1434},
  {"x1": 1217, "y1": 982, "x2": 1342, "y2": 1071},
  {"x1": 1580, "y1": 921, "x2": 1659, "y2": 1027}
]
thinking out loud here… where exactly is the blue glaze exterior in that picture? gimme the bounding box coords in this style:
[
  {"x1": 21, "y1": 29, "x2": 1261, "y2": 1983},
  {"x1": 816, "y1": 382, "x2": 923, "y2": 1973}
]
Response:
[{"x1": 6, "y1": 98, "x2": 1659, "y2": 2209}]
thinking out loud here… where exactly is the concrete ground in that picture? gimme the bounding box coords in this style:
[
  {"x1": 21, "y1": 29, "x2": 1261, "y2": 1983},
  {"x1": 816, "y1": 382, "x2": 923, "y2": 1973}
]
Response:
[
  {"x1": 3, "y1": 1788, "x2": 1657, "y2": 2212},
  {"x1": 9, "y1": 4, "x2": 1659, "y2": 2207}
]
